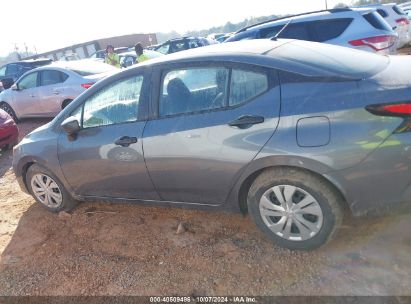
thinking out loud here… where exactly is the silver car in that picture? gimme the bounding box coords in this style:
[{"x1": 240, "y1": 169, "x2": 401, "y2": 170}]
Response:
[
  {"x1": 0, "y1": 60, "x2": 117, "y2": 121},
  {"x1": 226, "y1": 8, "x2": 398, "y2": 55}
]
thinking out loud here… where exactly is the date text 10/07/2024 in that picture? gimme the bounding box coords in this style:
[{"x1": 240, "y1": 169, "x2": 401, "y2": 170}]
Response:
[{"x1": 149, "y1": 296, "x2": 257, "y2": 303}]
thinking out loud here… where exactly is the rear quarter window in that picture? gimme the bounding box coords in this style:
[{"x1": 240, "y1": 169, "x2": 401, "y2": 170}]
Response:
[
  {"x1": 310, "y1": 18, "x2": 353, "y2": 42},
  {"x1": 392, "y1": 5, "x2": 406, "y2": 15},
  {"x1": 363, "y1": 11, "x2": 393, "y2": 31}
]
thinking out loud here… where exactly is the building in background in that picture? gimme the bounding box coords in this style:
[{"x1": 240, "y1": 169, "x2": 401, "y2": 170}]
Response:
[{"x1": 23, "y1": 33, "x2": 157, "y2": 61}]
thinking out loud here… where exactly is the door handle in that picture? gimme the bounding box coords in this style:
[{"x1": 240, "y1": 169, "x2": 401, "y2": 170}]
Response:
[
  {"x1": 53, "y1": 91, "x2": 60, "y2": 95},
  {"x1": 30, "y1": 94, "x2": 35, "y2": 98},
  {"x1": 228, "y1": 115, "x2": 265, "y2": 129},
  {"x1": 114, "y1": 136, "x2": 138, "y2": 147}
]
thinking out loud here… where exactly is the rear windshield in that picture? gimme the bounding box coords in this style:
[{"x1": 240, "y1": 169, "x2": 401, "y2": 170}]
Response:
[
  {"x1": 270, "y1": 40, "x2": 389, "y2": 79},
  {"x1": 363, "y1": 11, "x2": 392, "y2": 31}
]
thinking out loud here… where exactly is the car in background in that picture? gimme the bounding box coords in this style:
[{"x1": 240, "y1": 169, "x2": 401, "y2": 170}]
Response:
[
  {"x1": 154, "y1": 37, "x2": 216, "y2": 55},
  {"x1": 0, "y1": 108, "x2": 18, "y2": 150},
  {"x1": 13, "y1": 39, "x2": 411, "y2": 250},
  {"x1": 58, "y1": 53, "x2": 81, "y2": 61},
  {"x1": 0, "y1": 58, "x2": 52, "y2": 91},
  {"x1": 0, "y1": 60, "x2": 117, "y2": 122},
  {"x1": 225, "y1": 8, "x2": 398, "y2": 55},
  {"x1": 355, "y1": 3, "x2": 410, "y2": 48},
  {"x1": 119, "y1": 50, "x2": 164, "y2": 68},
  {"x1": 207, "y1": 33, "x2": 226, "y2": 41},
  {"x1": 216, "y1": 33, "x2": 233, "y2": 43},
  {"x1": 88, "y1": 47, "x2": 129, "y2": 62}
]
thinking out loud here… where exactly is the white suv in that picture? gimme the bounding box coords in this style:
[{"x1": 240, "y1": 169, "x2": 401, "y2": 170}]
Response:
[
  {"x1": 225, "y1": 8, "x2": 398, "y2": 55},
  {"x1": 356, "y1": 3, "x2": 410, "y2": 48}
]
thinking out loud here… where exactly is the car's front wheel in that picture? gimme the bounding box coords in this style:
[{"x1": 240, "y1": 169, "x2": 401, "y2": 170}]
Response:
[
  {"x1": 26, "y1": 164, "x2": 77, "y2": 213},
  {"x1": 247, "y1": 167, "x2": 343, "y2": 250}
]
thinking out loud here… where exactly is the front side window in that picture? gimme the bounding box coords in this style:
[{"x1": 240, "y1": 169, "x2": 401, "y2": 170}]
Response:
[
  {"x1": 81, "y1": 75, "x2": 144, "y2": 128},
  {"x1": 230, "y1": 69, "x2": 268, "y2": 106},
  {"x1": 160, "y1": 67, "x2": 229, "y2": 117},
  {"x1": 18, "y1": 72, "x2": 38, "y2": 90},
  {"x1": 40, "y1": 70, "x2": 68, "y2": 86}
]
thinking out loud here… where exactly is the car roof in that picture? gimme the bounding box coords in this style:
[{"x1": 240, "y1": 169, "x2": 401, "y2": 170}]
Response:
[
  {"x1": 132, "y1": 39, "x2": 389, "y2": 80},
  {"x1": 235, "y1": 8, "x2": 353, "y2": 33}
]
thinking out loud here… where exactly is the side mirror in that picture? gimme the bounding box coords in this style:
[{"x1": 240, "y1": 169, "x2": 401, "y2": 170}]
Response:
[
  {"x1": 11, "y1": 83, "x2": 18, "y2": 90},
  {"x1": 61, "y1": 116, "x2": 80, "y2": 135}
]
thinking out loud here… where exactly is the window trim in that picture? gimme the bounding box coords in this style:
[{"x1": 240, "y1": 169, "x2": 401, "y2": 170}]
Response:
[
  {"x1": 70, "y1": 72, "x2": 148, "y2": 130},
  {"x1": 154, "y1": 62, "x2": 274, "y2": 120}
]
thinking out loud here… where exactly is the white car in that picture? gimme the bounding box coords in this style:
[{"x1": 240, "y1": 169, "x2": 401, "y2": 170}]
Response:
[
  {"x1": 356, "y1": 3, "x2": 410, "y2": 48},
  {"x1": 0, "y1": 60, "x2": 117, "y2": 121},
  {"x1": 226, "y1": 8, "x2": 398, "y2": 55}
]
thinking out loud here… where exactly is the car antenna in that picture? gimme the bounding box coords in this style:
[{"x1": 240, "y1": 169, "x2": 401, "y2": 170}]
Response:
[{"x1": 271, "y1": 19, "x2": 293, "y2": 41}]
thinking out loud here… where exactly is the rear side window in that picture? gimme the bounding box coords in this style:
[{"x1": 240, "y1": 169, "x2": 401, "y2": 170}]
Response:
[
  {"x1": 377, "y1": 9, "x2": 388, "y2": 18},
  {"x1": 230, "y1": 69, "x2": 268, "y2": 106},
  {"x1": 160, "y1": 67, "x2": 229, "y2": 116},
  {"x1": 261, "y1": 23, "x2": 311, "y2": 40},
  {"x1": 363, "y1": 11, "x2": 392, "y2": 31},
  {"x1": 392, "y1": 5, "x2": 406, "y2": 15},
  {"x1": 40, "y1": 70, "x2": 68, "y2": 86},
  {"x1": 310, "y1": 18, "x2": 353, "y2": 42}
]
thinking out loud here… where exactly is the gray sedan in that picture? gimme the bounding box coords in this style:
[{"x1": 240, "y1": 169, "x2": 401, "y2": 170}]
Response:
[
  {"x1": 12, "y1": 39, "x2": 411, "y2": 250},
  {"x1": 0, "y1": 60, "x2": 117, "y2": 121}
]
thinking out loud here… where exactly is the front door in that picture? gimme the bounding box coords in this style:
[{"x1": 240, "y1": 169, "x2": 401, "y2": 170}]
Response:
[
  {"x1": 58, "y1": 71, "x2": 159, "y2": 200},
  {"x1": 12, "y1": 71, "x2": 41, "y2": 117},
  {"x1": 143, "y1": 64, "x2": 281, "y2": 205}
]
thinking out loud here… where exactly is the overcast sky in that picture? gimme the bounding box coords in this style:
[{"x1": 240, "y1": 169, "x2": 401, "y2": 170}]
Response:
[{"x1": 2, "y1": 0, "x2": 351, "y2": 57}]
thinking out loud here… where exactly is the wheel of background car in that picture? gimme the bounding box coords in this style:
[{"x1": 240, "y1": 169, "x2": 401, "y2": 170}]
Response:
[
  {"x1": 26, "y1": 164, "x2": 77, "y2": 213},
  {"x1": 0, "y1": 102, "x2": 18, "y2": 123},
  {"x1": 247, "y1": 167, "x2": 343, "y2": 250}
]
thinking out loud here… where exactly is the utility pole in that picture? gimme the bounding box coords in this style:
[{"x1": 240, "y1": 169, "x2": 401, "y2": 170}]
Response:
[{"x1": 325, "y1": 0, "x2": 328, "y2": 9}]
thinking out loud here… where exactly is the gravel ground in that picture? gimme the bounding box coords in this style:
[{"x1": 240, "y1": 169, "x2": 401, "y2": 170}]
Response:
[{"x1": 2, "y1": 51, "x2": 411, "y2": 297}]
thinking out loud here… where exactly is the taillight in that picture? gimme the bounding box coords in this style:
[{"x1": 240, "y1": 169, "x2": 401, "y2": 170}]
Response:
[
  {"x1": 349, "y1": 35, "x2": 397, "y2": 51},
  {"x1": 366, "y1": 102, "x2": 411, "y2": 117},
  {"x1": 396, "y1": 17, "x2": 410, "y2": 25},
  {"x1": 81, "y1": 82, "x2": 95, "y2": 89}
]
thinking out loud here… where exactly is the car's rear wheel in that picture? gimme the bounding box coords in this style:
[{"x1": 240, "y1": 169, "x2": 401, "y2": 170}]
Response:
[
  {"x1": 26, "y1": 164, "x2": 77, "y2": 213},
  {"x1": 0, "y1": 102, "x2": 18, "y2": 123},
  {"x1": 247, "y1": 167, "x2": 343, "y2": 250}
]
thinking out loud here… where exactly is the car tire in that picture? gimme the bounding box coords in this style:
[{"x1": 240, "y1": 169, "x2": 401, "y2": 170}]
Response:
[
  {"x1": 0, "y1": 102, "x2": 18, "y2": 123},
  {"x1": 247, "y1": 167, "x2": 343, "y2": 250},
  {"x1": 26, "y1": 164, "x2": 77, "y2": 213}
]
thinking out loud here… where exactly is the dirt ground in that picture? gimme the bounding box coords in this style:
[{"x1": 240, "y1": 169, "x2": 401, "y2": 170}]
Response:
[{"x1": 0, "y1": 119, "x2": 410, "y2": 297}]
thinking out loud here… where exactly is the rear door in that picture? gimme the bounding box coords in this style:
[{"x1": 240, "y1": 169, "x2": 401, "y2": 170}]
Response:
[
  {"x1": 142, "y1": 63, "x2": 281, "y2": 205},
  {"x1": 38, "y1": 69, "x2": 69, "y2": 116}
]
